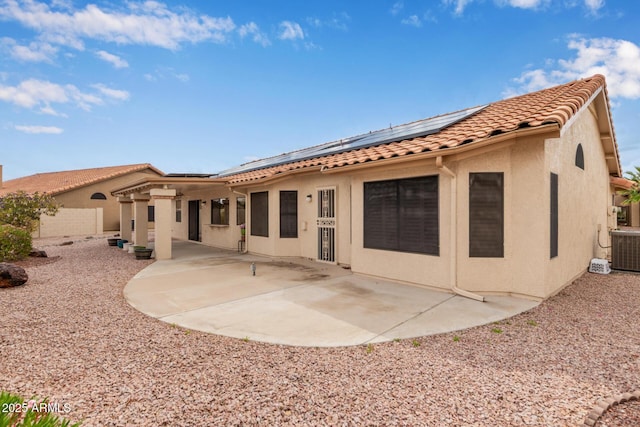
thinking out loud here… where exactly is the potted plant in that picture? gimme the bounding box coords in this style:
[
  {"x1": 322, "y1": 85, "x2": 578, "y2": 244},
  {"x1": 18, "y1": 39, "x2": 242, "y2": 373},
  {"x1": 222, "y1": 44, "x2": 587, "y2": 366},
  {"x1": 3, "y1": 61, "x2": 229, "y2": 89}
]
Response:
[
  {"x1": 117, "y1": 239, "x2": 128, "y2": 248},
  {"x1": 134, "y1": 247, "x2": 153, "y2": 260},
  {"x1": 107, "y1": 237, "x2": 119, "y2": 246}
]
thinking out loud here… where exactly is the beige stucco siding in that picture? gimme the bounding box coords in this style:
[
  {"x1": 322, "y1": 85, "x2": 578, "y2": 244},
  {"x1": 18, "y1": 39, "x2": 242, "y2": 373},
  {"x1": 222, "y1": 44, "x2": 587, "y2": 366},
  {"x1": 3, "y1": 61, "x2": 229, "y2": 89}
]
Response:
[
  {"x1": 455, "y1": 138, "x2": 548, "y2": 298},
  {"x1": 242, "y1": 174, "x2": 352, "y2": 265},
  {"x1": 170, "y1": 187, "x2": 243, "y2": 250},
  {"x1": 349, "y1": 160, "x2": 451, "y2": 290},
  {"x1": 542, "y1": 104, "x2": 611, "y2": 297},
  {"x1": 55, "y1": 169, "x2": 160, "y2": 231}
]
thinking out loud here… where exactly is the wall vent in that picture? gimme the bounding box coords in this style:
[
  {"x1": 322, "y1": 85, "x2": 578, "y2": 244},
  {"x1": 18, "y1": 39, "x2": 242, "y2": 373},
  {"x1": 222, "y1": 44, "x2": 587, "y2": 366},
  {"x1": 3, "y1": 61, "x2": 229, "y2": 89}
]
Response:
[{"x1": 611, "y1": 230, "x2": 640, "y2": 272}]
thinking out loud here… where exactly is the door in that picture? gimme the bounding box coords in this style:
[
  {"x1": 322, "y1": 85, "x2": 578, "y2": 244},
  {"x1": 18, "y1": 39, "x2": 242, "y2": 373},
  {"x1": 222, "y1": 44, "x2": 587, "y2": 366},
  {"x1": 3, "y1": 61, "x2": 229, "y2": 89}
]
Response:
[
  {"x1": 188, "y1": 200, "x2": 200, "y2": 241},
  {"x1": 317, "y1": 188, "x2": 336, "y2": 262}
]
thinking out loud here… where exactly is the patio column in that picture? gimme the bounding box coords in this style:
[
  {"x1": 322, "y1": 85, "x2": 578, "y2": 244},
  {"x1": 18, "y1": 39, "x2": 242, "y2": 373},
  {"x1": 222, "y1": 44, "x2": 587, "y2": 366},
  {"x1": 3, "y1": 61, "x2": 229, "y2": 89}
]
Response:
[
  {"x1": 132, "y1": 193, "x2": 150, "y2": 248},
  {"x1": 118, "y1": 197, "x2": 133, "y2": 242},
  {"x1": 150, "y1": 188, "x2": 176, "y2": 260}
]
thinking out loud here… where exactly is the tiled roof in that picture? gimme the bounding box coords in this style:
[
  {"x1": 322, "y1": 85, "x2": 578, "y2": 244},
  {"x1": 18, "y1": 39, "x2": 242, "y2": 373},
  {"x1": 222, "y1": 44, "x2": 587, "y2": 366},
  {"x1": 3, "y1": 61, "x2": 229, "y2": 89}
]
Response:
[
  {"x1": 611, "y1": 176, "x2": 635, "y2": 190},
  {"x1": 225, "y1": 75, "x2": 616, "y2": 184},
  {"x1": 0, "y1": 164, "x2": 164, "y2": 196}
]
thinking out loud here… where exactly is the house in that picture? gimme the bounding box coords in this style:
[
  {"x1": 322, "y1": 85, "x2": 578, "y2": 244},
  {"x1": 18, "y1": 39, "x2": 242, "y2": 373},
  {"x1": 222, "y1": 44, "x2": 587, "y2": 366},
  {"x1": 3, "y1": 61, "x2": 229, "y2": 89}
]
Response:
[
  {"x1": 611, "y1": 176, "x2": 640, "y2": 227},
  {"x1": 0, "y1": 164, "x2": 164, "y2": 234},
  {"x1": 112, "y1": 75, "x2": 621, "y2": 300}
]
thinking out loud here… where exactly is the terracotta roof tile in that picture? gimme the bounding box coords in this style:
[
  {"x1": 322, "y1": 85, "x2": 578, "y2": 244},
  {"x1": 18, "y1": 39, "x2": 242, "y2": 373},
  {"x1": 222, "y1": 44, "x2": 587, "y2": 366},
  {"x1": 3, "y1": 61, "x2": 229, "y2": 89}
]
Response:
[
  {"x1": 223, "y1": 75, "x2": 616, "y2": 184},
  {"x1": 0, "y1": 163, "x2": 164, "y2": 196}
]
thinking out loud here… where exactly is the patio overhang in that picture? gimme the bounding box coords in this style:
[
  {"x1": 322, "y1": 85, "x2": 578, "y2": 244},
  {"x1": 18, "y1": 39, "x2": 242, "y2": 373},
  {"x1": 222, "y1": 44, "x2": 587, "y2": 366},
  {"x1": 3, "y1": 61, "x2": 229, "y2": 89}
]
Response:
[{"x1": 111, "y1": 176, "x2": 227, "y2": 197}]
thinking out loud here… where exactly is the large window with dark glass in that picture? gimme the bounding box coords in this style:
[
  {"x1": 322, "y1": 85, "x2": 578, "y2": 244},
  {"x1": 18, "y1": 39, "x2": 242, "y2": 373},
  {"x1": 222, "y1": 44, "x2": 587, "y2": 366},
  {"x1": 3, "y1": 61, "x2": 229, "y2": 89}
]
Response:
[
  {"x1": 251, "y1": 191, "x2": 269, "y2": 237},
  {"x1": 364, "y1": 176, "x2": 439, "y2": 255},
  {"x1": 469, "y1": 172, "x2": 504, "y2": 258},
  {"x1": 211, "y1": 198, "x2": 229, "y2": 225},
  {"x1": 280, "y1": 191, "x2": 298, "y2": 238}
]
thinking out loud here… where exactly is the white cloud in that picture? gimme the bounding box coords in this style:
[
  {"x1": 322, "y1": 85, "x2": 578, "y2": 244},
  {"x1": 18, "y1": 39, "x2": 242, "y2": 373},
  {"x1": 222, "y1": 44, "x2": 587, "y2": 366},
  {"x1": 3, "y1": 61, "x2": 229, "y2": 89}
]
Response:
[
  {"x1": 95, "y1": 50, "x2": 128, "y2": 69},
  {"x1": 306, "y1": 13, "x2": 350, "y2": 31},
  {"x1": 445, "y1": 0, "x2": 600, "y2": 14},
  {"x1": 390, "y1": 1, "x2": 404, "y2": 16},
  {"x1": 143, "y1": 68, "x2": 190, "y2": 83},
  {"x1": 15, "y1": 125, "x2": 63, "y2": 134},
  {"x1": 92, "y1": 83, "x2": 130, "y2": 101},
  {"x1": 506, "y1": 36, "x2": 640, "y2": 99},
  {"x1": 401, "y1": 15, "x2": 422, "y2": 27},
  {"x1": 0, "y1": 78, "x2": 130, "y2": 114},
  {"x1": 442, "y1": 0, "x2": 474, "y2": 15},
  {"x1": 584, "y1": 0, "x2": 605, "y2": 13},
  {"x1": 496, "y1": 0, "x2": 549, "y2": 9},
  {"x1": 0, "y1": 0, "x2": 236, "y2": 51},
  {"x1": 278, "y1": 21, "x2": 304, "y2": 41},
  {"x1": 1, "y1": 37, "x2": 57, "y2": 62},
  {"x1": 238, "y1": 22, "x2": 271, "y2": 47}
]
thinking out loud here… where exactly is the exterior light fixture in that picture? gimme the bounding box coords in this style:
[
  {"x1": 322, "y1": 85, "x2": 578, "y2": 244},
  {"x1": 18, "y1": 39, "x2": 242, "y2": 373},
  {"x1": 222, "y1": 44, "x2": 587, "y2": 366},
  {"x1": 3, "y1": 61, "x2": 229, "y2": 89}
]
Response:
[
  {"x1": 201, "y1": 200, "x2": 207, "y2": 207},
  {"x1": 306, "y1": 194, "x2": 312, "y2": 203}
]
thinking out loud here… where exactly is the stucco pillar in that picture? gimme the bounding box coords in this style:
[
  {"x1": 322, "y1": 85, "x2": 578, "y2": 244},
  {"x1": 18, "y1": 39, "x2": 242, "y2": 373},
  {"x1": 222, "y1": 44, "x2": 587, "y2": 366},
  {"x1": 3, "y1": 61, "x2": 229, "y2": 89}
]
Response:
[
  {"x1": 150, "y1": 188, "x2": 176, "y2": 260},
  {"x1": 132, "y1": 193, "x2": 150, "y2": 247},
  {"x1": 118, "y1": 197, "x2": 133, "y2": 242}
]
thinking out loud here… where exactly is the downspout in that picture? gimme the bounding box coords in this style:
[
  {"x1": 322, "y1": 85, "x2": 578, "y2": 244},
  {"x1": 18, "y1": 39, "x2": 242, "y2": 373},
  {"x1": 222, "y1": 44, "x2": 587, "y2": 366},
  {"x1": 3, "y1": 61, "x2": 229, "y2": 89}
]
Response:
[
  {"x1": 436, "y1": 156, "x2": 485, "y2": 302},
  {"x1": 230, "y1": 187, "x2": 249, "y2": 254}
]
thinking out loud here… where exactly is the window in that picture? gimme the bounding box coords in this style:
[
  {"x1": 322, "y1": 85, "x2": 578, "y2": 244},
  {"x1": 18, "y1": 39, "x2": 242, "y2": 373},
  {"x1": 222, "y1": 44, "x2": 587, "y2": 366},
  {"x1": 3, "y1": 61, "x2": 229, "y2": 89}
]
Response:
[
  {"x1": 175, "y1": 200, "x2": 182, "y2": 223},
  {"x1": 469, "y1": 172, "x2": 504, "y2": 258},
  {"x1": 364, "y1": 176, "x2": 439, "y2": 255},
  {"x1": 251, "y1": 191, "x2": 269, "y2": 237},
  {"x1": 90, "y1": 192, "x2": 107, "y2": 200},
  {"x1": 550, "y1": 173, "x2": 558, "y2": 258},
  {"x1": 148, "y1": 205, "x2": 155, "y2": 222},
  {"x1": 575, "y1": 144, "x2": 585, "y2": 170},
  {"x1": 211, "y1": 198, "x2": 229, "y2": 225},
  {"x1": 280, "y1": 191, "x2": 298, "y2": 238},
  {"x1": 236, "y1": 197, "x2": 246, "y2": 225}
]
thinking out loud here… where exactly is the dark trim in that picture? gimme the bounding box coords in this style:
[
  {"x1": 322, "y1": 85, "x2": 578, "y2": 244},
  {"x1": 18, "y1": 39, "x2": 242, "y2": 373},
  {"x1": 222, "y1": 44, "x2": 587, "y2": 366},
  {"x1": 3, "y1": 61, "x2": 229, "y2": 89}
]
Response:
[{"x1": 550, "y1": 173, "x2": 559, "y2": 258}]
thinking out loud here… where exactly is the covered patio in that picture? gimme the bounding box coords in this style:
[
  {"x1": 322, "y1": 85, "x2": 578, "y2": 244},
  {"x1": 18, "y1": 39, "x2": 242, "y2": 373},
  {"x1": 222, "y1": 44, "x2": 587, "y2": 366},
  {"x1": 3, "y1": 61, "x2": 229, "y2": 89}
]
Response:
[{"x1": 111, "y1": 175, "x2": 230, "y2": 259}]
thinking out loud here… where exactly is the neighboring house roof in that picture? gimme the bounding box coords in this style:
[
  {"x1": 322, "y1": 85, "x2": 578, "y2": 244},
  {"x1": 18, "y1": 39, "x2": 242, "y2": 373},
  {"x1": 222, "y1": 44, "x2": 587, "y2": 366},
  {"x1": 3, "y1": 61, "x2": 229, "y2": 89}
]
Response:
[
  {"x1": 221, "y1": 74, "x2": 619, "y2": 184},
  {"x1": 611, "y1": 176, "x2": 635, "y2": 190},
  {"x1": 0, "y1": 163, "x2": 164, "y2": 196}
]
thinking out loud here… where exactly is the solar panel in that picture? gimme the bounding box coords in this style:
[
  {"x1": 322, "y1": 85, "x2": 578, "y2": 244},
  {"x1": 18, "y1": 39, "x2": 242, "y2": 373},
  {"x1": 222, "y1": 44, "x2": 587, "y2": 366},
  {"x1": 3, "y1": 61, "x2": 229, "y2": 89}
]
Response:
[{"x1": 218, "y1": 104, "x2": 487, "y2": 177}]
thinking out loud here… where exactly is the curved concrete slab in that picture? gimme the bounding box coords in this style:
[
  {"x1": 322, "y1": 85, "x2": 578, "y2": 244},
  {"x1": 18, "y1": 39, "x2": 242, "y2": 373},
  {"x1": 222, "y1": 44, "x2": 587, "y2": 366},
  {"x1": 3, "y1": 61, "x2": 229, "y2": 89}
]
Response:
[{"x1": 125, "y1": 241, "x2": 539, "y2": 347}]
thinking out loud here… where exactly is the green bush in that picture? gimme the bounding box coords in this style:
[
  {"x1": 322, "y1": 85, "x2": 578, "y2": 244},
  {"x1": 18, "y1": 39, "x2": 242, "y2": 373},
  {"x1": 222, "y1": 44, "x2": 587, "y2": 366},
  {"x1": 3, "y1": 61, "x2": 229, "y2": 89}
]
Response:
[
  {"x1": 0, "y1": 391, "x2": 81, "y2": 426},
  {"x1": 0, "y1": 224, "x2": 32, "y2": 262},
  {"x1": 0, "y1": 191, "x2": 59, "y2": 233}
]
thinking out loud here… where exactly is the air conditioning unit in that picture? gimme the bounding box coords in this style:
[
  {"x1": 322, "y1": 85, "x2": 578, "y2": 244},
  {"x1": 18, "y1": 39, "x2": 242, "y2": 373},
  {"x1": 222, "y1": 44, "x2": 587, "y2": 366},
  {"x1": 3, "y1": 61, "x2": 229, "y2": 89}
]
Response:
[{"x1": 611, "y1": 230, "x2": 640, "y2": 272}]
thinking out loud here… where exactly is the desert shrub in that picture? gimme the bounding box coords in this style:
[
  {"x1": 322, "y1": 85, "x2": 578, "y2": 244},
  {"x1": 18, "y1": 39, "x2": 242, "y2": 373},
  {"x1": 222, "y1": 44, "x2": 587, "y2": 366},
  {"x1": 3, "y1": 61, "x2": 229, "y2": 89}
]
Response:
[
  {"x1": 0, "y1": 224, "x2": 32, "y2": 261},
  {"x1": 0, "y1": 390, "x2": 81, "y2": 426},
  {"x1": 0, "y1": 191, "x2": 59, "y2": 233}
]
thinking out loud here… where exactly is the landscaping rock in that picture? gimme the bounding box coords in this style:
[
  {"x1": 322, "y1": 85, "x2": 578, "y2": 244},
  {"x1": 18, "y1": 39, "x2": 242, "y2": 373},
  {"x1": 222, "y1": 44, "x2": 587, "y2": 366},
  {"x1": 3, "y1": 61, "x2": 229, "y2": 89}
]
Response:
[
  {"x1": 59, "y1": 241, "x2": 73, "y2": 246},
  {"x1": 29, "y1": 249, "x2": 48, "y2": 258},
  {"x1": 0, "y1": 263, "x2": 28, "y2": 288}
]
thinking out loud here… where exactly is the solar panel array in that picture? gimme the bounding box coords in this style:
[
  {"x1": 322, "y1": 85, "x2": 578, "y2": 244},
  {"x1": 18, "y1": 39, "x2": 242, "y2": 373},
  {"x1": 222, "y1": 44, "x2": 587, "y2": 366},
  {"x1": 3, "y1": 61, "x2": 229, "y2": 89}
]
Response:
[{"x1": 217, "y1": 104, "x2": 487, "y2": 177}]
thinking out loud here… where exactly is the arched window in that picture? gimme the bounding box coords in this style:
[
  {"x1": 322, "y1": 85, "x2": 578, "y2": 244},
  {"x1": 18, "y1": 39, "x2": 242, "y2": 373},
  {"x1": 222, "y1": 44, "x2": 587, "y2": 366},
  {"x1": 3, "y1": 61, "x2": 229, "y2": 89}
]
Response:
[
  {"x1": 575, "y1": 144, "x2": 585, "y2": 170},
  {"x1": 90, "y1": 192, "x2": 107, "y2": 200}
]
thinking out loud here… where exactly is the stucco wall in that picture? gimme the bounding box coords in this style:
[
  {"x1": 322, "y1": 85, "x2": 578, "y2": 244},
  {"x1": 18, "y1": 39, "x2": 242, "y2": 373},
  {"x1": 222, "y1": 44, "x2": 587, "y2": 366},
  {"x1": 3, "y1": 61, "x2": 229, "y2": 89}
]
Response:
[
  {"x1": 542, "y1": 103, "x2": 611, "y2": 297},
  {"x1": 349, "y1": 159, "x2": 451, "y2": 290},
  {"x1": 242, "y1": 174, "x2": 352, "y2": 265},
  {"x1": 172, "y1": 187, "x2": 246, "y2": 251},
  {"x1": 55, "y1": 169, "x2": 161, "y2": 231},
  {"x1": 36, "y1": 207, "x2": 103, "y2": 238}
]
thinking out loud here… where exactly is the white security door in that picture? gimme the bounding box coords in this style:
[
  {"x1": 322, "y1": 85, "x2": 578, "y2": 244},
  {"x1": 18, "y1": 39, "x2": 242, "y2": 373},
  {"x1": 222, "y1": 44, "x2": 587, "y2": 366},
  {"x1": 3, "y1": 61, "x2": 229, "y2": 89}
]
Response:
[{"x1": 317, "y1": 188, "x2": 336, "y2": 263}]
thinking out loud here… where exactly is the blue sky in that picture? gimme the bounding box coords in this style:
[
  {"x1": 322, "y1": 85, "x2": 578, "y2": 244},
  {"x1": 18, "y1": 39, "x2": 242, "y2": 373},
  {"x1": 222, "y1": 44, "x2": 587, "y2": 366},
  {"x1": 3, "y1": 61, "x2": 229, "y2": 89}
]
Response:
[{"x1": 1, "y1": 0, "x2": 639, "y2": 180}]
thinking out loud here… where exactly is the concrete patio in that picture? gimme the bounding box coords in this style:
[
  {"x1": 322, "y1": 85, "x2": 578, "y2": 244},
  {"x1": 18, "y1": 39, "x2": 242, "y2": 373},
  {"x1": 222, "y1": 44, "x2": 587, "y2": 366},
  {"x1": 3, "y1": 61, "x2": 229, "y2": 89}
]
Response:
[{"x1": 124, "y1": 240, "x2": 539, "y2": 347}]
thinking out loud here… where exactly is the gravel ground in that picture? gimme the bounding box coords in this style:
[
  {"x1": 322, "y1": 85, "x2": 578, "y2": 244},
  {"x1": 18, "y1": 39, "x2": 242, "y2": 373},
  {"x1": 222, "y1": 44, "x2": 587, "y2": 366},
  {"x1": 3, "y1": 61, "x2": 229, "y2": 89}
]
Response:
[{"x1": 1, "y1": 236, "x2": 639, "y2": 426}]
